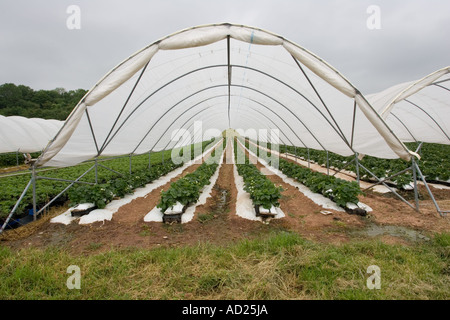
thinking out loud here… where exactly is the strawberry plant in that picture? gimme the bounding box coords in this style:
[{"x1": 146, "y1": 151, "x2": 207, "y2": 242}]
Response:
[
  {"x1": 0, "y1": 139, "x2": 215, "y2": 220},
  {"x1": 68, "y1": 160, "x2": 183, "y2": 209},
  {"x1": 270, "y1": 140, "x2": 450, "y2": 188},
  {"x1": 247, "y1": 139, "x2": 363, "y2": 208},
  {"x1": 234, "y1": 139, "x2": 282, "y2": 210},
  {"x1": 157, "y1": 148, "x2": 222, "y2": 213},
  {"x1": 277, "y1": 157, "x2": 362, "y2": 208}
]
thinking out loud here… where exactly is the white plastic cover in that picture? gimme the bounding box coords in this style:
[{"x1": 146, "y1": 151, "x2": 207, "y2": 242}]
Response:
[
  {"x1": 35, "y1": 23, "x2": 414, "y2": 168},
  {"x1": 367, "y1": 66, "x2": 450, "y2": 145},
  {"x1": 0, "y1": 115, "x2": 63, "y2": 153}
]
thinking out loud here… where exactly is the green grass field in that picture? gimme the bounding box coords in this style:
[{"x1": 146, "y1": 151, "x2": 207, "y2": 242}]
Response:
[{"x1": 1, "y1": 231, "x2": 448, "y2": 300}]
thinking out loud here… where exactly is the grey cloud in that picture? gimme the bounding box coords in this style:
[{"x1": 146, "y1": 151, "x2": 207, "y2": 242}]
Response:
[{"x1": 0, "y1": 0, "x2": 448, "y2": 95}]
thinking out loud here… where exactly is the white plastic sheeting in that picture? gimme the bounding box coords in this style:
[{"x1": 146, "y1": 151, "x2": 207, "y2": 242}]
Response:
[
  {"x1": 367, "y1": 66, "x2": 449, "y2": 145},
  {"x1": 231, "y1": 139, "x2": 285, "y2": 221},
  {"x1": 35, "y1": 23, "x2": 415, "y2": 168},
  {"x1": 0, "y1": 115, "x2": 63, "y2": 153},
  {"x1": 238, "y1": 139, "x2": 344, "y2": 212}
]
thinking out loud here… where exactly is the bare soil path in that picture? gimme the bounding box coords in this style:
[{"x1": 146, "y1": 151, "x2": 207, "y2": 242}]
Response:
[{"x1": 2, "y1": 140, "x2": 449, "y2": 254}]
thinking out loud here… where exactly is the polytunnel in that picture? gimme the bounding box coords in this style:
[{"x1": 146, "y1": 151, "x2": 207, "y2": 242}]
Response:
[
  {"x1": 0, "y1": 115, "x2": 63, "y2": 153},
  {"x1": 4, "y1": 23, "x2": 449, "y2": 235},
  {"x1": 366, "y1": 66, "x2": 450, "y2": 145},
  {"x1": 35, "y1": 23, "x2": 416, "y2": 169}
]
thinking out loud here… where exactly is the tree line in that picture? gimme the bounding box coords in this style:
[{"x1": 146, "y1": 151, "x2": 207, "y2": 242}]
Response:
[{"x1": 0, "y1": 83, "x2": 87, "y2": 120}]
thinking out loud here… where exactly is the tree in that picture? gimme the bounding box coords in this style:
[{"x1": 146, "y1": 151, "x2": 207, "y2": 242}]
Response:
[{"x1": 0, "y1": 83, "x2": 87, "y2": 120}]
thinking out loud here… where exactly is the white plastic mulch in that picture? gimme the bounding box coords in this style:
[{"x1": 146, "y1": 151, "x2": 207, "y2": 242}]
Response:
[
  {"x1": 238, "y1": 140, "x2": 345, "y2": 212},
  {"x1": 232, "y1": 141, "x2": 285, "y2": 222},
  {"x1": 247, "y1": 140, "x2": 392, "y2": 194},
  {"x1": 241, "y1": 141, "x2": 375, "y2": 212},
  {"x1": 50, "y1": 203, "x2": 95, "y2": 225},
  {"x1": 51, "y1": 140, "x2": 222, "y2": 225}
]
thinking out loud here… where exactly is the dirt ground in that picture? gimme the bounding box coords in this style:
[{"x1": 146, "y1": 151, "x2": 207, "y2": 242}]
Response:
[{"x1": 2, "y1": 142, "x2": 449, "y2": 254}]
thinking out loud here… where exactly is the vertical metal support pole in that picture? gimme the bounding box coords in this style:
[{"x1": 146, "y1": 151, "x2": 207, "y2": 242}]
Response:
[
  {"x1": 95, "y1": 158, "x2": 98, "y2": 184},
  {"x1": 411, "y1": 158, "x2": 419, "y2": 212},
  {"x1": 355, "y1": 152, "x2": 360, "y2": 187},
  {"x1": 307, "y1": 148, "x2": 310, "y2": 168},
  {"x1": 31, "y1": 165, "x2": 37, "y2": 221},
  {"x1": 0, "y1": 178, "x2": 33, "y2": 234},
  {"x1": 129, "y1": 154, "x2": 132, "y2": 174},
  {"x1": 414, "y1": 161, "x2": 444, "y2": 217},
  {"x1": 326, "y1": 150, "x2": 330, "y2": 175},
  {"x1": 148, "y1": 151, "x2": 152, "y2": 168}
]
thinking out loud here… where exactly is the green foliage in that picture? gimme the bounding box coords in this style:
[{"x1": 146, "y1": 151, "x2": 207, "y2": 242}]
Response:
[
  {"x1": 67, "y1": 184, "x2": 114, "y2": 209},
  {"x1": 0, "y1": 140, "x2": 214, "y2": 219},
  {"x1": 0, "y1": 231, "x2": 449, "y2": 299},
  {"x1": 277, "y1": 142, "x2": 450, "y2": 187},
  {"x1": 250, "y1": 139, "x2": 362, "y2": 208},
  {"x1": 0, "y1": 152, "x2": 41, "y2": 168},
  {"x1": 234, "y1": 139, "x2": 282, "y2": 210},
  {"x1": 0, "y1": 83, "x2": 87, "y2": 120},
  {"x1": 68, "y1": 161, "x2": 182, "y2": 209},
  {"x1": 278, "y1": 158, "x2": 362, "y2": 207},
  {"x1": 157, "y1": 153, "x2": 221, "y2": 213}
]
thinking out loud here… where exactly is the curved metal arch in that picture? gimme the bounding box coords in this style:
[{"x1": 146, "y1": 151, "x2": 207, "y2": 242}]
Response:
[
  {"x1": 162, "y1": 105, "x2": 296, "y2": 154},
  {"x1": 98, "y1": 64, "x2": 227, "y2": 154},
  {"x1": 132, "y1": 94, "x2": 228, "y2": 154},
  {"x1": 231, "y1": 84, "x2": 328, "y2": 151},
  {"x1": 100, "y1": 62, "x2": 351, "y2": 156},
  {"x1": 102, "y1": 84, "x2": 226, "y2": 154},
  {"x1": 404, "y1": 99, "x2": 450, "y2": 141},
  {"x1": 174, "y1": 108, "x2": 289, "y2": 151},
  {"x1": 151, "y1": 96, "x2": 295, "y2": 153},
  {"x1": 389, "y1": 112, "x2": 418, "y2": 143},
  {"x1": 147, "y1": 92, "x2": 307, "y2": 154},
  {"x1": 245, "y1": 106, "x2": 297, "y2": 147},
  {"x1": 231, "y1": 64, "x2": 351, "y2": 146},
  {"x1": 165, "y1": 103, "x2": 287, "y2": 150},
  {"x1": 161, "y1": 109, "x2": 227, "y2": 152},
  {"x1": 244, "y1": 98, "x2": 308, "y2": 149},
  {"x1": 129, "y1": 83, "x2": 330, "y2": 157}
]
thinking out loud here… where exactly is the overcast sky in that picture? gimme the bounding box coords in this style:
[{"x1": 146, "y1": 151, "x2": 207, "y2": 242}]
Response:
[{"x1": 1, "y1": 0, "x2": 449, "y2": 94}]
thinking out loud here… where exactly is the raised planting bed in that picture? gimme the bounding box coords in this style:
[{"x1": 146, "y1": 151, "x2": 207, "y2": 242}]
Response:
[
  {"x1": 245, "y1": 139, "x2": 364, "y2": 212},
  {"x1": 234, "y1": 139, "x2": 282, "y2": 217},
  {"x1": 0, "y1": 139, "x2": 216, "y2": 221},
  {"x1": 68, "y1": 160, "x2": 183, "y2": 210},
  {"x1": 157, "y1": 147, "x2": 223, "y2": 223},
  {"x1": 274, "y1": 141, "x2": 450, "y2": 189}
]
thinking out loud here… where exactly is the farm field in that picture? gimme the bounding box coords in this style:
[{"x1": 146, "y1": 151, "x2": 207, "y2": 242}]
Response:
[
  {"x1": 0, "y1": 140, "x2": 214, "y2": 221},
  {"x1": 276, "y1": 141, "x2": 450, "y2": 187},
  {"x1": 0, "y1": 136, "x2": 449, "y2": 300}
]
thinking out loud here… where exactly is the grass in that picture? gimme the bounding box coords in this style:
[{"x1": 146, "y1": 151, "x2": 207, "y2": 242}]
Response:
[
  {"x1": 0, "y1": 231, "x2": 449, "y2": 300},
  {"x1": 198, "y1": 213, "x2": 216, "y2": 223}
]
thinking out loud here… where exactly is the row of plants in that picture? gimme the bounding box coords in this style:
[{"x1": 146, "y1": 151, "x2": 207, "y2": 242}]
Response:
[
  {"x1": 234, "y1": 139, "x2": 282, "y2": 210},
  {"x1": 258, "y1": 140, "x2": 450, "y2": 187},
  {"x1": 0, "y1": 139, "x2": 216, "y2": 220},
  {"x1": 244, "y1": 139, "x2": 362, "y2": 208},
  {"x1": 0, "y1": 152, "x2": 41, "y2": 168},
  {"x1": 277, "y1": 158, "x2": 362, "y2": 208},
  {"x1": 68, "y1": 161, "x2": 183, "y2": 209},
  {"x1": 156, "y1": 144, "x2": 224, "y2": 213}
]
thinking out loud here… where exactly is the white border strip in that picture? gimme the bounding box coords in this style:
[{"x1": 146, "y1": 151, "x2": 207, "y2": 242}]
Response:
[
  {"x1": 232, "y1": 140, "x2": 285, "y2": 222},
  {"x1": 51, "y1": 139, "x2": 222, "y2": 225},
  {"x1": 238, "y1": 139, "x2": 345, "y2": 212}
]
